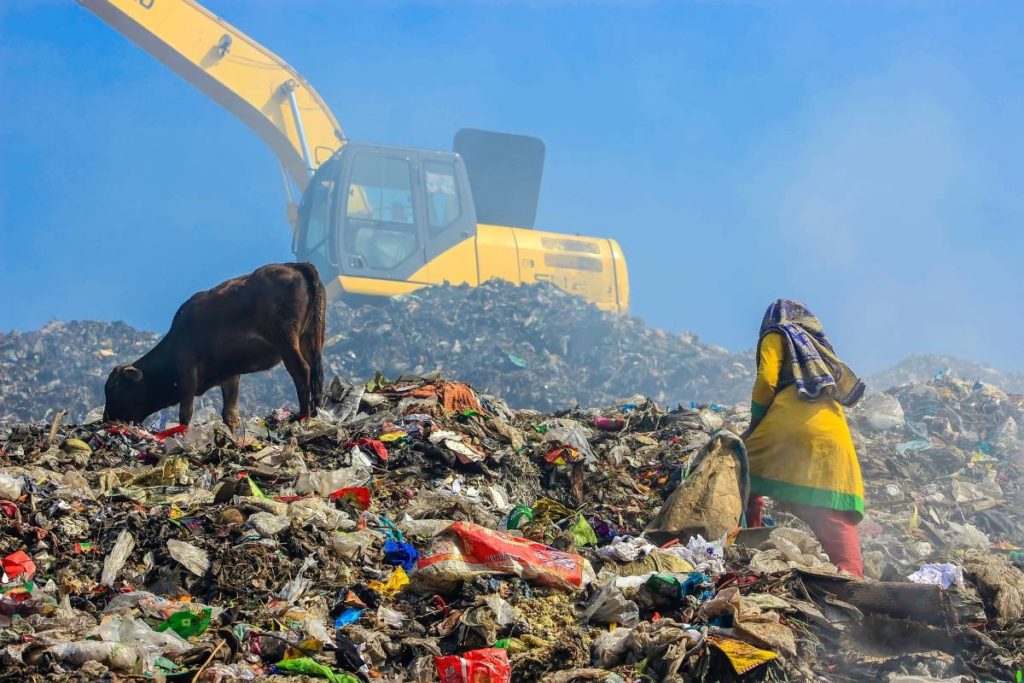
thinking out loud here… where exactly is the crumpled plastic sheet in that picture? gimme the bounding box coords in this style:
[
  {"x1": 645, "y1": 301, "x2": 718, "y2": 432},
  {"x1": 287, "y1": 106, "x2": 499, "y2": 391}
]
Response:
[
  {"x1": 749, "y1": 527, "x2": 838, "y2": 574},
  {"x1": 907, "y1": 563, "x2": 965, "y2": 589}
]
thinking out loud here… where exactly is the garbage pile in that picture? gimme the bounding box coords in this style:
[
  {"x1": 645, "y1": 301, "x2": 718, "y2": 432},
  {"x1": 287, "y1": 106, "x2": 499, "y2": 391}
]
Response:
[
  {"x1": 867, "y1": 356, "x2": 1024, "y2": 396},
  {"x1": 0, "y1": 321, "x2": 160, "y2": 424},
  {"x1": 0, "y1": 281, "x2": 754, "y2": 424},
  {"x1": 852, "y1": 374, "x2": 1024, "y2": 576},
  {"x1": 0, "y1": 372, "x2": 1022, "y2": 682}
]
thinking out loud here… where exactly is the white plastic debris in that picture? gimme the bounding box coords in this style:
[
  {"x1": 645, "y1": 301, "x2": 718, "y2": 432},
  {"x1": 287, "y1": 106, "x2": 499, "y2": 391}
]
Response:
[
  {"x1": 860, "y1": 393, "x2": 905, "y2": 431},
  {"x1": 248, "y1": 511, "x2": 292, "y2": 537},
  {"x1": 907, "y1": 563, "x2": 965, "y2": 589},
  {"x1": 100, "y1": 530, "x2": 135, "y2": 586},
  {"x1": 166, "y1": 539, "x2": 210, "y2": 576}
]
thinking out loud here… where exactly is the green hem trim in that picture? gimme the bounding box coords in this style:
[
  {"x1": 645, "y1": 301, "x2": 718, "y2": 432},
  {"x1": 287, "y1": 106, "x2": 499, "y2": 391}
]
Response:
[
  {"x1": 750, "y1": 401, "x2": 769, "y2": 420},
  {"x1": 750, "y1": 475, "x2": 864, "y2": 515}
]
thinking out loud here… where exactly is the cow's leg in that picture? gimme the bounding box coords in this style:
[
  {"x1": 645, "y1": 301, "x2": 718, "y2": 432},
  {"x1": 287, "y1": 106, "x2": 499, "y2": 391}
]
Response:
[
  {"x1": 177, "y1": 366, "x2": 198, "y2": 427},
  {"x1": 278, "y1": 336, "x2": 312, "y2": 419},
  {"x1": 221, "y1": 375, "x2": 241, "y2": 431}
]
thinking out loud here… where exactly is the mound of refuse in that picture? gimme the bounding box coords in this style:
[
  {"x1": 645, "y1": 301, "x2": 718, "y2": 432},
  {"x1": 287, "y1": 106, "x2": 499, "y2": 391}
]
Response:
[
  {"x1": 851, "y1": 373, "x2": 1024, "y2": 574},
  {"x1": 867, "y1": 355, "x2": 1024, "y2": 395},
  {"x1": 0, "y1": 370, "x2": 1022, "y2": 681},
  {"x1": 0, "y1": 281, "x2": 754, "y2": 423}
]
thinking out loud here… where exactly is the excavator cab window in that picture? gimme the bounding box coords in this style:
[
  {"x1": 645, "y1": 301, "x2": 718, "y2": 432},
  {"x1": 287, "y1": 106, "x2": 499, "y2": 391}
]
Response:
[
  {"x1": 343, "y1": 153, "x2": 419, "y2": 271},
  {"x1": 296, "y1": 157, "x2": 339, "y2": 279},
  {"x1": 425, "y1": 159, "x2": 461, "y2": 239},
  {"x1": 331, "y1": 144, "x2": 478, "y2": 283}
]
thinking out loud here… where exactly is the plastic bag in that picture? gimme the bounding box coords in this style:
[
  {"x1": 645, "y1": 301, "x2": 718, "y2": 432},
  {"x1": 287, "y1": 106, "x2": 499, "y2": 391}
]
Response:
[
  {"x1": 47, "y1": 641, "x2": 140, "y2": 671},
  {"x1": 944, "y1": 521, "x2": 990, "y2": 549},
  {"x1": 859, "y1": 393, "x2": 905, "y2": 431},
  {"x1": 597, "y1": 535, "x2": 654, "y2": 563},
  {"x1": 416, "y1": 521, "x2": 594, "y2": 591},
  {"x1": 592, "y1": 628, "x2": 633, "y2": 668},
  {"x1": 376, "y1": 605, "x2": 406, "y2": 628},
  {"x1": 166, "y1": 539, "x2": 209, "y2": 576},
  {"x1": 368, "y1": 565, "x2": 409, "y2": 596},
  {"x1": 543, "y1": 423, "x2": 595, "y2": 463},
  {"x1": 581, "y1": 578, "x2": 639, "y2": 626},
  {"x1": 329, "y1": 487, "x2": 372, "y2": 511},
  {"x1": 383, "y1": 540, "x2": 419, "y2": 571},
  {"x1": 569, "y1": 514, "x2": 598, "y2": 547},
  {"x1": 155, "y1": 608, "x2": 212, "y2": 638},
  {"x1": 331, "y1": 530, "x2": 382, "y2": 560},
  {"x1": 94, "y1": 613, "x2": 190, "y2": 666},
  {"x1": 101, "y1": 530, "x2": 135, "y2": 586},
  {"x1": 279, "y1": 556, "x2": 318, "y2": 603},
  {"x1": 907, "y1": 563, "x2": 965, "y2": 589},
  {"x1": 289, "y1": 497, "x2": 355, "y2": 531},
  {"x1": 0, "y1": 473, "x2": 23, "y2": 501},
  {"x1": 749, "y1": 527, "x2": 836, "y2": 574},
  {"x1": 435, "y1": 648, "x2": 511, "y2": 683},
  {"x1": 248, "y1": 511, "x2": 291, "y2": 537},
  {"x1": 297, "y1": 466, "x2": 371, "y2": 497},
  {"x1": 274, "y1": 657, "x2": 359, "y2": 682},
  {"x1": 2, "y1": 551, "x2": 35, "y2": 582}
]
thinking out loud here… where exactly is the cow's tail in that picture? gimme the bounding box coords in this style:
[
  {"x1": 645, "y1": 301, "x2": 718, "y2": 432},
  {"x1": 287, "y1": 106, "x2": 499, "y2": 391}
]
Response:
[{"x1": 297, "y1": 262, "x2": 327, "y2": 411}]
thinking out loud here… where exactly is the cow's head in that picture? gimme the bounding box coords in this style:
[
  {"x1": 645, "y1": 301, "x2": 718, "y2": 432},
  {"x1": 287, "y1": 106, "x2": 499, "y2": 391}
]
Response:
[{"x1": 103, "y1": 365, "x2": 148, "y2": 423}]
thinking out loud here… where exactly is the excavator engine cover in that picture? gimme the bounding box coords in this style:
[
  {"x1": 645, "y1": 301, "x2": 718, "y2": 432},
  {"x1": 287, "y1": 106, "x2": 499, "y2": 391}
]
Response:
[{"x1": 454, "y1": 129, "x2": 545, "y2": 229}]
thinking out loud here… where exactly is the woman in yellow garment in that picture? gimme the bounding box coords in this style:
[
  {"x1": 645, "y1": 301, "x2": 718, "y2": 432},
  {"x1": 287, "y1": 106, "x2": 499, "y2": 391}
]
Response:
[{"x1": 743, "y1": 299, "x2": 867, "y2": 576}]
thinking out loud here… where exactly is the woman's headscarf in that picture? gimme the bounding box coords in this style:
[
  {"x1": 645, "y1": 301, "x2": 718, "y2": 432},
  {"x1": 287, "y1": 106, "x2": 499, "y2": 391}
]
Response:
[{"x1": 759, "y1": 299, "x2": 865, "y2": 407}]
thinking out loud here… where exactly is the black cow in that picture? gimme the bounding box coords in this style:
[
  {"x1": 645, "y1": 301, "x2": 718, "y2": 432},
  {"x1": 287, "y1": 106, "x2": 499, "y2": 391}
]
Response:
[{"x1": 103, "y1": 262, "x2": 326, "y2": 429}]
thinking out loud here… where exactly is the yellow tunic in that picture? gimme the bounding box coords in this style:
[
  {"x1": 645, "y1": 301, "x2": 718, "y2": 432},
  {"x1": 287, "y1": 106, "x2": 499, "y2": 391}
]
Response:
[{"x1": 746, "y1": 332, "x2": 865, "y2": 517}]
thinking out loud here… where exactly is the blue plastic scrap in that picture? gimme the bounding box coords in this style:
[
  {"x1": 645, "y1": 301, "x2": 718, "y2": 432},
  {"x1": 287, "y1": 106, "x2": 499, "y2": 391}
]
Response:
[{"x1": 383, "y1": 540, "x2": 419, "y2": 571}]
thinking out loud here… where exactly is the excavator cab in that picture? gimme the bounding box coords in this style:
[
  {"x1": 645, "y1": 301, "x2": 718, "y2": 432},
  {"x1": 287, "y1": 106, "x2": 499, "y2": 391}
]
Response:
[{"x1": 295, "y1": 142, "x2": 478, "y2": 291}]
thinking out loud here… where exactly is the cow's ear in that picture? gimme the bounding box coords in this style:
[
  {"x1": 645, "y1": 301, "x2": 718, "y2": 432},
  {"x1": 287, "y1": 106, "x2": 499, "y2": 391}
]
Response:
[{"x1": 123, "y1": 366, "x2": 144, "y2": 382}]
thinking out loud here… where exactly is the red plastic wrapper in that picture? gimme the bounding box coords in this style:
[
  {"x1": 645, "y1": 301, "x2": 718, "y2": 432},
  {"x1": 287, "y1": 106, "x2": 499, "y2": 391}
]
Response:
[
  {"x1": 2, "y1": 551, "x2": 36, "y2": 582},
  {"x1": 329, "y1": 487, "x2": 371, "y2": 510},
  {"x1": 435, "y1": 648, "x2": 511, "y2": 683},
  {"x1": 343, "y1": 437, "x2": 388, "y2": 461},
  {"x1": 544, "y1": 445, "x2": 581, "y2": 465},
  {"x1": 416, "y1": 521, "x2": 593, "y2": 591},
  {"x1": 153, "y1": 424, "x2": 188, "y2": 440},
  {"x1": 592, "y1": 416, "x2": 625, "y2": 431}
]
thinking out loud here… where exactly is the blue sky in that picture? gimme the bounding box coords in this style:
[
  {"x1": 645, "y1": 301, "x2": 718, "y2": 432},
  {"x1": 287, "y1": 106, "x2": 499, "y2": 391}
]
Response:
[{"x1": 2, "y1": 1, "x2": 1022, "y2": 374}]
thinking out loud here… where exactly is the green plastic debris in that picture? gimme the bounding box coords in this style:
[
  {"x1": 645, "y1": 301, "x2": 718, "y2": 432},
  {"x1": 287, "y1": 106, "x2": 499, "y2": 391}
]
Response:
[
  {"x1": 155, "y1": 608, "x2": 212, "y2": 638},
  {"x1": 494, "y1": 638, "x2": 510, "y2": 649},
  {"x1": 154, "y1": 656, "x2": 181, "y2": 673},
  {"x1": 365, "y1": 371, "x2": 392, "y2": 393},
  {"x1": 645, "y1": 573, "x2": 684, "y2": 601},
  {"x1": 506, "y1": 504, "x2": 534, "y2": 530},
  {"x1": 1, "y1": 580, "x2": 34, "y2": 595},
  {"x1": 569, "y1": 513, "x2": 598, "y2": 546},
  {"x1": 247, "y1": 476, "x2": 268, "y2": 499},
  {"x1": 274, "y1": 657, "x2": 359, "y2": 682},
  {"x1": 508, "y1": 353, "x2": 528, "y2": 368}
]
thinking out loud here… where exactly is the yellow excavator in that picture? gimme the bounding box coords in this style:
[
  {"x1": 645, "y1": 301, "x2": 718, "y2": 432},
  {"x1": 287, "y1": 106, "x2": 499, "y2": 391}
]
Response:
[{"x1": 81, "y1": 0, "x2": 629, "y2": 312}]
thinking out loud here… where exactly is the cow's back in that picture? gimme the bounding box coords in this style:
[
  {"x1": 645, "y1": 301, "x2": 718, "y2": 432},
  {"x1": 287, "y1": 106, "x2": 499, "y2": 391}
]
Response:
[{"x1": 171, "y1": 264, "x2": 318, "y2": 391}]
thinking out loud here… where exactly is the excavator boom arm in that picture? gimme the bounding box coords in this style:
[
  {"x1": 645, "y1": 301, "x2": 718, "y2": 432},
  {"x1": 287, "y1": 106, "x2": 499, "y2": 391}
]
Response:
[{"x1": 80, "y1": 0, "x2": 344, "y2": 192}]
